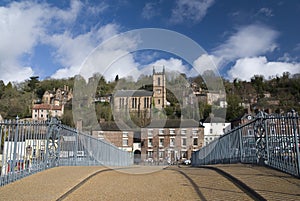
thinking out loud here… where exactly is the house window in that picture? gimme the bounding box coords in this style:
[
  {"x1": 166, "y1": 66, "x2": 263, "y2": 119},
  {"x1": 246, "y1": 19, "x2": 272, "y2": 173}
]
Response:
[
  {"x1": 181, "y1": 129, "x2": 187, "y2": 135},
  {"x1": 131, "y1": 98, "x2": 138, "y2": 109},
  {"x1": 182, "y1": 138, "x2": 187, "y2": 147},
  {"x1": 193, "y1": 138, "x2": 198, "y2": 146},
  {"x1": 98, "y1": 131, "x2": 104, "y2": 140},
  {"x1": 159, "y1": 151, "x2": 164, "y2": 158},
  {"x1": 158, "y1": 99, "x2": 160, "y2": 104},
  {"x1": 248, "y1": 129, "x2": 254, "y2": 136},
  {"x1": 147, "y1": 151, "x2": 153, "y2": 158},
  {"x1": 148, "y1": 129, "x2": 153, "y2": 137},
  {"x1": 169, "y1": 129, "x2": 175, "y2": 135},
  {"x1": 148, "y1": 138, "x2": 153, "y2": 147},
  {"x1": 123, "y1": 139, "x2": 128, "y2": 146},
  {"x1": 159, "y1": 138, "x2": 164, "y2": 147},
  {"x1": 170, "y1": 138, "x2": 175, "y2": 147},
  {"x1": 123, "y1": 132, "x2": 128, "y2": 138},
  {"x1": 120, "y1": 98, "x2": 125, "y2": 109},
  {"x1": 159, "y1": 129, "x2": 164, "y2": 135},
  {"x1": 131, "y1": 98, "x2": 134, "y2": 108},
  {"x1": 147, "y1": 98, "x2": 150, "y2": 108},
  {"x1": 192, "y1": 130, "x2": 198, "y2": 136},
  {"x1": 181, "y1": 151, "x2": 187, "y2": 159}
]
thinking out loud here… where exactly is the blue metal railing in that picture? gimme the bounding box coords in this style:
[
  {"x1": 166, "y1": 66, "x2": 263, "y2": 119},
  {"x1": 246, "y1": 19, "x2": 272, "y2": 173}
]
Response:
[
  {"x1": 192, "y1": 111, "x2": 300, "y2": 177},
  {"x1": 0, "y1": 118, "x2": 133, "y2": 186}
]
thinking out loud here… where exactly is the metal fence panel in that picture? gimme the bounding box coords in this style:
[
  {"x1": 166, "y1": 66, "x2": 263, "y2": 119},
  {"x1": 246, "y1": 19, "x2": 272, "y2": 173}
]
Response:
[
  {"x1": 192, "y1": 111, "x2": 300, "y2": 178},
  {"x1": 0, "y1": 118, "x2": 133, "y2": 186}
]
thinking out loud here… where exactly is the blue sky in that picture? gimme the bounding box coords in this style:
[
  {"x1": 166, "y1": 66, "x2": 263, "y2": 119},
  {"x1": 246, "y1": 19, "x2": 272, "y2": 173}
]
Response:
[{"x1": 0, "y1": 0, "x2": 299, "y2": 83}]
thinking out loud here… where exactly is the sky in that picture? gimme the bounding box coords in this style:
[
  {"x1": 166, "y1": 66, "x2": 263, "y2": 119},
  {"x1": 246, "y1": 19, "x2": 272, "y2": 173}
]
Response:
[{"x1": 0, "y1": 0, "x2": 300, "y2": 84}]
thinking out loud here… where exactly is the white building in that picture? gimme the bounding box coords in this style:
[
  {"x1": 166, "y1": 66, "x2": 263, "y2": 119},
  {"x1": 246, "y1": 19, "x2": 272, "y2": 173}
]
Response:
[
  {"x1": 32, "y1": 103, "x2": 64, "y2": 121},
  {"x1": 202, "y1": 116, "x2": 231, "y2": 146}
]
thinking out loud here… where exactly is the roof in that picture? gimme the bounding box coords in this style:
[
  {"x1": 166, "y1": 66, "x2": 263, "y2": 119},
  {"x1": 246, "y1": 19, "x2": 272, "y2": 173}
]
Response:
[
  {"x1": 114, "y1": 90, "x2": 153, "y2": 97},
  {"x1": 32, "y1": 104, "x2": 62, "y2": 110},
  {"x1": 97, "y1": 119, "x2": 201, "y2": 131},
  {"x1": 146, "y1": 119, "x2": 201, "y2": 128},
  {"x1": 203, "y1": 116, "x2": 228, "y2": 123},
  {"x1": 99, "y1": 121, "x2": 136, "y2": 131}
]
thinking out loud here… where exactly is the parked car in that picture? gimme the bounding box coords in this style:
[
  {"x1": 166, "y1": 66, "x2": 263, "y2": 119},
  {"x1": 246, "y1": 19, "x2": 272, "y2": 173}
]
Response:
[{"x1": 183, "y1": 159, "x2": 191, "y2": 165}]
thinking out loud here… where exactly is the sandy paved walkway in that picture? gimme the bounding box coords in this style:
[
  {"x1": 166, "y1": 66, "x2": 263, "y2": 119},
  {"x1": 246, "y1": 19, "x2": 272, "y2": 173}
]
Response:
[
  {"x1": 0, "y1": 164, "x2": 299, "y2": 201},
  {"x1": 63, "y1": 167, "x2": 199, "y2": 201},
  {"x1": 0, "y1": 166, "x2": 104, "y2": 201}
]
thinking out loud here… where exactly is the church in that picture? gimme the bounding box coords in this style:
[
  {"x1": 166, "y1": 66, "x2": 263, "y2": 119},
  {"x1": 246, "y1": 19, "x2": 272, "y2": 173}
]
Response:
[{"x1": 112, "y1": 67, "x2": 167, "y2": 124}]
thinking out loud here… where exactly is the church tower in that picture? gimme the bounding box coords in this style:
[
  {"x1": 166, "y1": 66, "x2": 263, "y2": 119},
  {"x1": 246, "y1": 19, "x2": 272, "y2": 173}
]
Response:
[{"x1": 152, "y1": 66, "x2": 166, "y2": 109}]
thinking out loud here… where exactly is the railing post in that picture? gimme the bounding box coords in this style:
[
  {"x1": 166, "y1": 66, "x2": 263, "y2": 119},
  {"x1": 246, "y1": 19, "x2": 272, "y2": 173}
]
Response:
[
  {"x1": 254, "y1": 111, "x2": 268, "y2": 165},
  {"x1": 291, "y1": 110, "x2": 300, "y2": 177},
  {"x1": 74, "y1": 129, "x2": 78, "y2": 166},
  {"x1": 239, "y1": 128, "x2": 243, "y2": 163},
  {"x1": 45, "y1": 118, "x2": 61, "y2": 168},
  {"x1": 11, "y1": 116, "x2": 19, "y2": 178},
  {"x1": 265, "y1": 116, "x2": 270, "y2": 165}
]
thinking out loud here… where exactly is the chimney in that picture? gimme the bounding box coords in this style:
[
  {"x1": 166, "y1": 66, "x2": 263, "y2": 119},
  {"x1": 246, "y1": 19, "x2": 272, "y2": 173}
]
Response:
[{"x1": 76, "y1": 119, "x2": 83, "y2": 132}]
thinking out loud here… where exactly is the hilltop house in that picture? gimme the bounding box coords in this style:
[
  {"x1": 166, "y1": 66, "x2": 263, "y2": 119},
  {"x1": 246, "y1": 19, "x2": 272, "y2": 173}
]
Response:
[
  {"x1": 32, "y1": 85, "x2": 72, "y2": 120},
  {"x1": 32, "y1": 104, "x2": 64, "y2": 121}
]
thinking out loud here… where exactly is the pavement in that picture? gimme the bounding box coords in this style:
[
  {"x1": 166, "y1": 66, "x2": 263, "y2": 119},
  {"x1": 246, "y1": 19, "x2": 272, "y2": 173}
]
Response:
[{"x1": 0, "y1": 164, "x2": 299, "y2": 201}]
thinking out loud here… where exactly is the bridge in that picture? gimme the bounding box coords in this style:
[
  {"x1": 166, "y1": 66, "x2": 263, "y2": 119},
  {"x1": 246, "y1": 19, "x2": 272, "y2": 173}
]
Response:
[{"x1": 0, "y1": 111, "x2": 299, "y2": 200}]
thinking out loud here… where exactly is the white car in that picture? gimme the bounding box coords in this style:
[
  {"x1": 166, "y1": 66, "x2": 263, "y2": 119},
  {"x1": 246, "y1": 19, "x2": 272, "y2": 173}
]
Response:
[{"x1": 183, "y1": 159, "x2": 191, "y2": 165}]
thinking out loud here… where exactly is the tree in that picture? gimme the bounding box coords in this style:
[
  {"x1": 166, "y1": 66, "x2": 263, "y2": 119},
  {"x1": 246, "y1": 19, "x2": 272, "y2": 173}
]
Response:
[
  {"x1": 251, "y1": 75, "x2": 265, "y2": 100},
  {"x1": 115, "y1": 75, "x2": 119, "y2": 82},
  {"x1": 226, "y1": 94, "x2": 245, "y2": 121},
  {"x1": 28, "y1": 76, "x2": 39, "y2": 91}
]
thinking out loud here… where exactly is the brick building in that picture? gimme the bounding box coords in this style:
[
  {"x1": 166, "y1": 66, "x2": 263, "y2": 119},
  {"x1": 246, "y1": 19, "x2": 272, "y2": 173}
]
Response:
[
  {"x1": 141, "y1": 119, "x2": 204, "y2": 164},
  {"x1": 93, "y1": 119, "x2": 204, "y2": 164}
]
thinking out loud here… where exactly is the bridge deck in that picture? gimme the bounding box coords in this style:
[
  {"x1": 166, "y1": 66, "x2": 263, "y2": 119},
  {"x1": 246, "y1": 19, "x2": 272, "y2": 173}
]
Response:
[{"x1": 0, "y1": 164, "x2": 299, "y2": 201}]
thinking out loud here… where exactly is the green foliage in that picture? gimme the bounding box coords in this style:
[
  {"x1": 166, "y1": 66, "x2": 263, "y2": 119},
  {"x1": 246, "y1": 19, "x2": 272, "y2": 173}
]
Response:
[
  {"x1": 226, "y1": 94, "x2": 245, "y2": 122},
  {"x1": 95, "y1": 102, "x2": 113, "y2": 122},
  {"x1": 0, "y1": 71, "x2": 299, "y2": 125}
]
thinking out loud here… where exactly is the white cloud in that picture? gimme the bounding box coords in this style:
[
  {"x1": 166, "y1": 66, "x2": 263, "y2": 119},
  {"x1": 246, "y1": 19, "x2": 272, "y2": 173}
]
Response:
[
  {"x1": 213, "y1": 24, "x2": 279, "y2": 61},
  {"x1": 193, "y1": 54, "x2": 222, "y2": 74},
  {"x1": 170, "y1": 0, "x2": 215, "y2": 24},
  {"x1": 0, "y1": 1, "x2": 47, "y2": 83},
  {"x1": 57, "y1": 31, "x2": 141, "y2": 81},
  {"x1": 52, "y1": 0, "x2": 82, "y2": 24},
  {"x1": 227, "y1": 56, "x2": 300, "y2": 81},
  {"x1": 0, "y1": 1, "x2": 86, "y2": 83},
  {"x1": 142, "y1": 2, "x2": 159, "y2": 20},
  {"x1": 0, "y1": 0, "x2": 115, "y2": 83},
  {"x1": 148, "y1": 58, "x2": 189, "y2": 75},
  {"x1": 258, "y1": 8, "x2": 274, "y2": 17}
]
